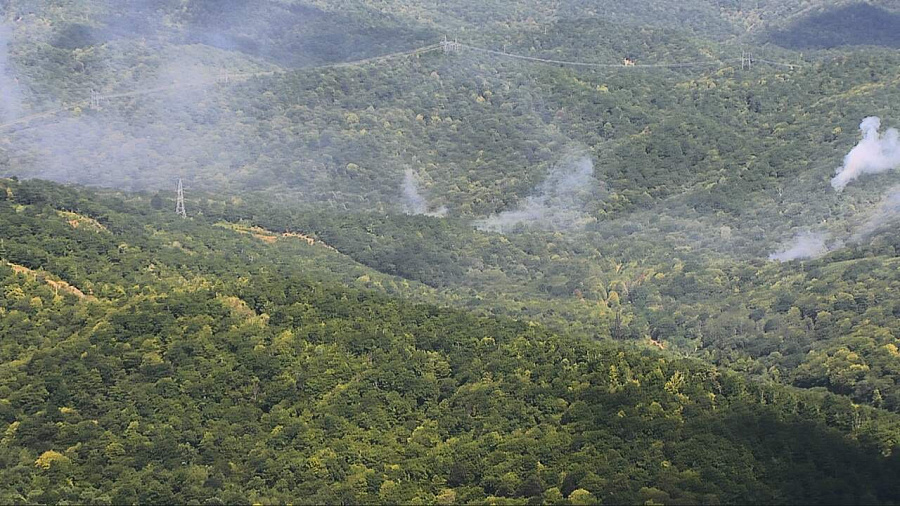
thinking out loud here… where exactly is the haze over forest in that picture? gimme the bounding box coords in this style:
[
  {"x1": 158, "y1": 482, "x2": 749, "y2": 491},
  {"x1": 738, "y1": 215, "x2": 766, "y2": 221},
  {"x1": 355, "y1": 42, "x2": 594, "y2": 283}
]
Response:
[{"x1": 2, "y1": 1, "x2": 900, "y2": 504}]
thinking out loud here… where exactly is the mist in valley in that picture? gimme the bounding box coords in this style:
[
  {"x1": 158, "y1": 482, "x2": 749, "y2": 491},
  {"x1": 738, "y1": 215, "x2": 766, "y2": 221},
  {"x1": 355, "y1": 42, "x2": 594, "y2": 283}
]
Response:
[
  {"x1": 4, "y1": 3, "x2": 900, "y2": 501},
  {"x1": 1, "y1": 0, "x2": 899, "y2": 269}
]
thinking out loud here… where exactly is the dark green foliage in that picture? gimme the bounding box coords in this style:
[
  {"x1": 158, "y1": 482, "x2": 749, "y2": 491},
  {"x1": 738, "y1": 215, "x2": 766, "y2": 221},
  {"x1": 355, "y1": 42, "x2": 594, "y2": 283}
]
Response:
[
  {"x1": 2, "y1": 178, "x2": 900, "y2": 504},
  {"x1": 190, "y1": 181, "x2": 900, "y2": 415},
  {"x1": 4, "y1": 2, "x2": 900, "y2": 502},
  {"x1": 150, "y1": 192, "x2": 164, "y2": 210},
  {"x1": 769, "y1": 4, "x2": 900, "y2": 50},
  {"x1": 50, "y1": 24, "x2": 103, "y2": 50},
  {"x1": 178, "y1": 0, "x2": 437, "y2": 67}
]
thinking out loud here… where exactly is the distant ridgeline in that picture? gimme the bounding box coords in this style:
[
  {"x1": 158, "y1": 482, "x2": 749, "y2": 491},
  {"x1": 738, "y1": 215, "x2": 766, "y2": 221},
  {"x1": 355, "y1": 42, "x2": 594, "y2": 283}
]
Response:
[
  {"x1": 3, "y1": 1, "x2": 900, "y2": 501},
  {"x1": 768, "y1": 4, "x2": 900, "y2": 49},
  {"x1": 1, "y1": 178, "x2": 900, "y2": 504},
  {"x1": 37, "y1": 0, "x2": 438, "y2": 67}
]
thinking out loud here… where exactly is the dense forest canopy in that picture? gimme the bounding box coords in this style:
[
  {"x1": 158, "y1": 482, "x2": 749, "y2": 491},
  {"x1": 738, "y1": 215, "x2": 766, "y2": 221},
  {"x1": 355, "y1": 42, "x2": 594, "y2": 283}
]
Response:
[
  {"x1": 2, "y1": 178, "x2": 900, "y2": 504},
  {"x1": 2, "y1": 0, "x2": 900, "y2": 503}
]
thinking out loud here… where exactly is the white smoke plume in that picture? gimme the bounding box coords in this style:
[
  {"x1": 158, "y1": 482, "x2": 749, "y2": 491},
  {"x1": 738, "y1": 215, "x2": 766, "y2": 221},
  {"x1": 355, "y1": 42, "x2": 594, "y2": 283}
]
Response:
[
  {"x1": 0, "y1": 23, "x2": 23, "y2": 122},
  {"x1": 831, "y1": 117, "x2": 900, "y2": 191},
  {"x1": 770, "y1": 186, "x2": 900, "y2": 261},
  {"x1": 850, "y1": 187, "x2": 900, "y2": 242},
  {"x1": 768, "y1": 231, "x2": 830, "y2": 262},
  {"x1": 475, "y1": 151, "x2": 597, "y2": 233},
  {"x1": 402, "y1": 169, "x2": 446, "y2": 217}
]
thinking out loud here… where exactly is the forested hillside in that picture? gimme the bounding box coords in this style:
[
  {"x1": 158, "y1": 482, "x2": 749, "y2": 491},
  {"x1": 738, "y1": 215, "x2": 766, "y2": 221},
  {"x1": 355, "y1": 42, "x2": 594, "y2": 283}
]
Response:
[
  {"x1": 5, "y1": 0, "x2": 435, "y2": 69},
  {"x1": 203, "y1": 187, "x2": 900, "y2": 415},
  {"x1": 768, "y1": 3, "x2": 900, "y2": 49},
  {"x1": 3, "y1": 0, "x2": 900, "y2": 503},
  {"x1": 4, "y1": 10, "x2": 900, "y2": 233},
  {"x1": 2, "y1": 178, "x2": 900, "y2": 504}
]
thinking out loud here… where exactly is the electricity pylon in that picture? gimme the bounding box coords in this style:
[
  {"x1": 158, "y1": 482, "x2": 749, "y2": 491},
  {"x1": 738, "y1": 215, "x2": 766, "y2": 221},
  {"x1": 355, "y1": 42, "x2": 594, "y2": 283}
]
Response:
[{"x1": 175, "y1": 178, "x2": 187, "y2": 218}]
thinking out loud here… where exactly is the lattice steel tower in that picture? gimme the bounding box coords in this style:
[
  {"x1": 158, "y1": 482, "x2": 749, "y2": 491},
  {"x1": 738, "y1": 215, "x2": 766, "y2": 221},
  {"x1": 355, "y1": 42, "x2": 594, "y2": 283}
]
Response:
[{"x1": 175, "y1": 178, "x2": 187, "y2": 218}]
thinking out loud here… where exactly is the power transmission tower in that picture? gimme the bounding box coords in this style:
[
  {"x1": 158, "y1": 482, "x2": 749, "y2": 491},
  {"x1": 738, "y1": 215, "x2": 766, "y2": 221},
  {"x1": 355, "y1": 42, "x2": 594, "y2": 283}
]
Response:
[
  {"x1": 90, "y1": 89, "x2": 101, "y2": 109},
  {"x1": 441, "y1": 36, "x2": 461, "y2": 54},
  {"x1": 175, "y1": 178, "x2": 187, "y2": 218},
  {"x1": 741, "y1": 50, "x2": 753, "y2": 70}
]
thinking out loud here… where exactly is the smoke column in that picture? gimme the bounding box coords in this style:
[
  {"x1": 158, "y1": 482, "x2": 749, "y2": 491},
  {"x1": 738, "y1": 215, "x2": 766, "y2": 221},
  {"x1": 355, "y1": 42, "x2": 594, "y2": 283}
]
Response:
[
  {"x1": 771, "y1": 186, "x2": 900, "y2": 261},
  {"x1": 475, "y1": 151, "x2": 596, "y2": 233},
  {"x1": 850, "y1": 187, "x2": 900, "y2": 242},
  {"x1": 403, "y1": 169, "x2": 446, "y2": 217},
  {"x1": 403, "y1": 169, "x2": 427, "y2": 215},
  {"x1": 0, "y1": 23, "x2": 22, "y2": 121},
  {"x1": 832, "y1": 117, "x2": 900, "y2": 191},
  {"x1": 768, "y1": 232, "x2": 829, "y2": 262}
]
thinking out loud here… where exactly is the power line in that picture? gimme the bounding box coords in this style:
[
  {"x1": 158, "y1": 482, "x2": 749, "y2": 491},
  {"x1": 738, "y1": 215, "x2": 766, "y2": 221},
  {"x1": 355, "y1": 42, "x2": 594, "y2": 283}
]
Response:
[
  {"x1": 751, "y1": 57, "x2": 799, "y2": 69},
  {"x1": 457, "y1": 42, "x2": 804, "y2": 71},
  {"x1": 0, "y1": 40, "x2": 801, "y2": 133},
  {"x1": 458, "y1": 42, "x2": 740, "y2": 69},
  {"x1": 324, "y1": 43, "x2": 442, "y2": 69},
  {"x1": 0, "y1": 44, "x2": 442, "y2": 132}
]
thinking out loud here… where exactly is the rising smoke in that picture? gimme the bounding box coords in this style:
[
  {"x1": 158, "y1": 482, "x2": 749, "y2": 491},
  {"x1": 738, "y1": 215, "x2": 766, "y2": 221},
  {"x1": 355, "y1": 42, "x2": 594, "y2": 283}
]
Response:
[
  {"x1": 769, "y1": 184, "x2": 900, "y2": 263},
  {"x1": 475, "y1": 150, "x2": 597, "y2": 233},
  {"x1": 831, "y1": 117, "x2": 900, "y2": 191},
  {"x1": 850, "y1": 187, "x2": 900, "y2": 242},
  {"x1": 9, "y1": 46, "x2": 244, "y2": 189},
  {"x1": 768, "y1": 231, "x2": 830, "y2": 262},
  {"x1": 768, "y1": 187, "x2": 900, "y2": 261},
  {"x1": 0, "y1": 22, "x2": 22, "y2": 122},
  {"x1": 0, "y1": 1, "x2": 436, "y2": 208},
  {"x1": 402, "y1": 168, "x2": 447, "y2": 217},
  {"x1": 0, "y1": 0, "x2": 280, "y2": 193},
  {"x1": 769, "y1": 117, "x2": 900, "y2": 261}
]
